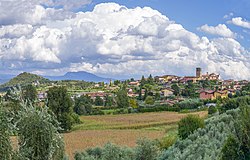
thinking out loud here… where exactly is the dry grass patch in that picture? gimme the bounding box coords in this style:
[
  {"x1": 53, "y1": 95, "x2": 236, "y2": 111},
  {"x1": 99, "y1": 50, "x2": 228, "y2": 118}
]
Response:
[{"x1": 64, "y1": 130, "x2": 164, "y2": 159}]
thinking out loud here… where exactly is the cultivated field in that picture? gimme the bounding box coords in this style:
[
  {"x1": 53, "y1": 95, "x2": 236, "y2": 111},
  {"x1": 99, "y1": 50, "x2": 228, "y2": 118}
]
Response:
[{"x1": 65, "y1": 111, "x2": 207, "y2": 159}]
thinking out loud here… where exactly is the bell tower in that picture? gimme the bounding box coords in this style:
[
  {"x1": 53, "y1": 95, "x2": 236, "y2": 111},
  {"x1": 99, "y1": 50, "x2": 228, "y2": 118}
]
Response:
[{"x1": 196, "y1": 67, "x2": 201, "y2": 77}]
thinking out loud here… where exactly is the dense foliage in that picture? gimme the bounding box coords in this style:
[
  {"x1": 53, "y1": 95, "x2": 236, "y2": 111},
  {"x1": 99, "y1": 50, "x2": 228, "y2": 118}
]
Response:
[
  {"x1": 174, "y1": 99, "x2": 203, "y2": 110},
  {"x1": 116, "y1": 88, "x2": 129, "y2": 108},
  {"x1": 160, "y1": 110, "x2": 236, "y2": 159},
  {"x1": 22, "y1": 84, "x2": 37, "y2": 103},
  {"x1": 178, "y1": 115, "x2": 205, "y2": 139},
  {"x1": 17, "y1": 105, "x2": 65, "y2": 160},
  {"x1": 220, "y1": 96, "x2": 250, "y2": 113},
  {"x1": 47, "y1": 86, "x2": 75, "y2": 131},
  {"x1": 74, "y1": 95, "x2": 93, "y2": 115},
  {"x1": 0, "y1": 105, "x2": 13, "y2": 160},
  {"x1": 0, "y1": 86, "x2": 65, "y2": 160},
  {"x1": 74, "y1": 138, "x2": 160, "y2": 160},
  {"x1": 0, "y1": 72, "x2": 49, "y2": 90}
]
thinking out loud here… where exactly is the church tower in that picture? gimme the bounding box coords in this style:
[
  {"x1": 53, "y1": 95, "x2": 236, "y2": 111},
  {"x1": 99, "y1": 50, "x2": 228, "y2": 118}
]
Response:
[{"x1": 196, "y1": 67, "x2": 201, "y2": 77}]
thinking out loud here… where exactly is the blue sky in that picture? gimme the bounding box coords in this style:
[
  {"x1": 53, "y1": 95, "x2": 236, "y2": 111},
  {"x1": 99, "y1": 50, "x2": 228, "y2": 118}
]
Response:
[{"x1": 0, "y1": 0, "x2": 250, "y2": 80}]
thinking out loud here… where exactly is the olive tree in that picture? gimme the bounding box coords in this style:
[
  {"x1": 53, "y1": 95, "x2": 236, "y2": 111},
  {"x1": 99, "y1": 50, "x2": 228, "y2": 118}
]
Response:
[
  {"x1": 17, "y1": 104, "x2": 65, "y2": 160},
  {"x1": 0, "y1": 105, "x2": 13, "y2": 160}
]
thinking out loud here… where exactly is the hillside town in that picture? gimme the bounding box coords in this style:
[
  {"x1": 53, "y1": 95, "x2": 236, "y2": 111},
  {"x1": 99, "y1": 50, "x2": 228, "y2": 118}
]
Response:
[{"x1": 25, "y1": 67, "x2": 249, "y2": 108}]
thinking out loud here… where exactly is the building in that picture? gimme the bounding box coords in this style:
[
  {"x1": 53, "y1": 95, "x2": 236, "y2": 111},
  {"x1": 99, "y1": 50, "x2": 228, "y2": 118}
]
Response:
[
  {"x1": 196, "y1": 67, "x2": 202, "y2": 77},
  {"x1": 158, "y1": 75, "x2": 180, "y2": 83},
  {"x1": 201, "y1": 73, "x2": 220, "y2": 81},
  {"x1": 161, "y1": 88, "x2": 174, "y2": 97},
  {"x1": 199, "y1": 90, "x2": 216, "y2": 100},
  {"x1": 128, "y1": 81, "x2": 140, "y2": 86},
  {"x1": 199, "y1": 89, "x2": 228, "y2": 100}
]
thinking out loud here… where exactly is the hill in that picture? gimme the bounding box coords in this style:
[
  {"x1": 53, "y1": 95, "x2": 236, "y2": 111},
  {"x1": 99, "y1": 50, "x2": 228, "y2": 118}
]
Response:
[
  {"x1": 0, "y1": 72, "x2": 50, "y2": 89},
  {"x1": 46, "y1": 71, "x2": 111, "y2": 82}
]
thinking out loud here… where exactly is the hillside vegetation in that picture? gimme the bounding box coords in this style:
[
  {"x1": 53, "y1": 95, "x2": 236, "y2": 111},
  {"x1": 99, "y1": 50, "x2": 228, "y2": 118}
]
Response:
[{"x1": 0, "y1": 72, "x2": 49, "y2": 89}]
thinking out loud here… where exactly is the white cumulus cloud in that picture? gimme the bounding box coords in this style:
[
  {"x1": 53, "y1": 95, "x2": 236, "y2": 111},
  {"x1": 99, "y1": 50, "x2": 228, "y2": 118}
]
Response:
[
  {"x1": 0, "y1": 2, "x2": 250, "y2": 80},
  {"x1": 228, "y1": 17, "x2": 250, "y2": 29},
  {"x1": 198, "y1": 24, "x2": 235, "y2": 38}
]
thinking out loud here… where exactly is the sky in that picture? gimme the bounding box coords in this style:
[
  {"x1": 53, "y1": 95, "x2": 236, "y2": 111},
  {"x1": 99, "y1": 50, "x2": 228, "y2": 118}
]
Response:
[{"x1": 0, "y1": 0, "x2": 250, "y2": 80}]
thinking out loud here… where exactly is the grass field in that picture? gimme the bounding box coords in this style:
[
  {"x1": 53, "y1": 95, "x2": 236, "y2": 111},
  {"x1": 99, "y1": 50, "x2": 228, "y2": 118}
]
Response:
[
  {"x1": 11, "y1": 111, "x2": 207, "y2": 159},
  {"x1": 64, "y1": 111, "x2": 207, "y2": 159}
]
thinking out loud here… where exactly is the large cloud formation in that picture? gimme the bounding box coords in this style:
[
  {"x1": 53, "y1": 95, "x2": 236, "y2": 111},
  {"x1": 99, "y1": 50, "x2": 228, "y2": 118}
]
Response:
[{"x1": 0, "y1": 2, "x2": 250, "y2": 80}]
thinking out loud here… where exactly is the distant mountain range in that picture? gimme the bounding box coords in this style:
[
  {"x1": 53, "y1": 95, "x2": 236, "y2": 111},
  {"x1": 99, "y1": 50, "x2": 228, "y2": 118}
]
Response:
[
  {"x1": 0, "y1": 71, "x2": 112, "y2": 89},
  {"x1": 45, "y1": 71, "x2": 111, "y2": 82}
]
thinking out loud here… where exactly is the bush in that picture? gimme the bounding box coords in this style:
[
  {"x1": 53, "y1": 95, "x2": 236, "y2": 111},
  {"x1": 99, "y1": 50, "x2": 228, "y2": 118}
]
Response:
[
  {"x1": 145, "y1": 96, "x2": 155, "y2": 105},
  {"x1": 178, "y1": 115, "x2": 205, "y2": 139},
  {"x1": 135, "y1": 138, "x2": 160, "y2": 160},
  {"x1": 176, "y1": 99, "x2": 203, "y2": 110},
  {"x1": 74, "y1": 143, "x2": 135, "y2": 160},
  {"x1": 138, "y1": 105, "x2": 180, "y2": 113},
  {"x1": 221, "y1": 135, "x2": 241, "y2": 160},
  {"x1": 220, "y1": 96, "x2": 250, "y2": 113},
  {"x1": 74, "y1": 139, "x2": 160, "y2": 160},
  {"x1": 208, "y1": 106, "x2": 217, "y2": 114},
  {"x1": 158, "y1": 133, "x2": 177, "y2": 150}
]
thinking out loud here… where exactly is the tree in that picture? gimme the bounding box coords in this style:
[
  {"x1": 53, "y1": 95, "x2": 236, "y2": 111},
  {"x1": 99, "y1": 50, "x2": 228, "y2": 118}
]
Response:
[
  {"x1": 74, "y1": 95, "x2": 93, "y2": 115},
  {"x1": 145, "y1": 96, "x2": 155, "y2": 105},
  {"x1": 116, "y1": 88, "x2": 129, "y2": 108},
  {"x1": 0, "y1": 106, "x2": 13, "y2": 160},
  {"x1": 138, "y1": 85, "x2": 142, "y2": 100},
  {"x1": 47, "y1": 86, "x2": 74, "y2": 131},
  {"x1": 178, "y1": 115, "x2": 205, "y2": 139},
  {"x1": 104, "y1": 95, "x2": 114, "y2": 107},
  {"x1": 155, "y1": 92, "x2": 161, "y2": 100},
  {"x1": 147, "y1": 74, "x2": 154, "y2": 85},
  {"x1": 171, "y1": 84, "x2": 180, "y2": 96},
  {"x1": 141, "y1": 75, "x2": 146, "y2": 86},
  {"x1": 129, "y1": 99, "x2": 138, "y2": 109},
  {"x1": 17, "y1": 105, "x2": 65, "y2": 160},
  {"x1": 95, "y1": 96, "x2": 104, "y2": 106},
  {"x1": 22, "y1": 84, "x2": 37, "y2": 103},
  {"x1": 113, "y1": 80, "x2": 120, "y2": 86},
  {"x1": 143, "y1": 89, "x2": 148, "y2": 101}
]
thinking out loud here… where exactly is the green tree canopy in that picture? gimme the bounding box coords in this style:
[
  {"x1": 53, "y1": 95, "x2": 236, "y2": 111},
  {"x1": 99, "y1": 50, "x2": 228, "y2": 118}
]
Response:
[
  {"x1": 22, "y1": 84, "x2": 37, "y2": 103},
  {"x1": 145, "y1": 96, "x2": 155, "y2": 105},
  {"x1": 171, "y1": 84, "x2": 180, "y2": 96},
  {"x1": 116, "y1": 88, "x2": 129, "y2": 108},
  {"x1": 95, "y1": 96, "x2": 104, "y2": 106},
  {"x1": 47, "y1": 86, "x2": 74, "y2": 131},
  {"x1": 178, "y1": 115, "x2": 205, "y2": 139},
  {"x1": 74, "y1": 95, "x2": 93, "y2": 115}
]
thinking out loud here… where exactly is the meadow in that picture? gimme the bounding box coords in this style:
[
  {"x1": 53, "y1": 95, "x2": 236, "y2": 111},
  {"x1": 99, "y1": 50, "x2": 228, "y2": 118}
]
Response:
[{"x1": 64, "y1": 111, "x2": 207, "y2": 159}]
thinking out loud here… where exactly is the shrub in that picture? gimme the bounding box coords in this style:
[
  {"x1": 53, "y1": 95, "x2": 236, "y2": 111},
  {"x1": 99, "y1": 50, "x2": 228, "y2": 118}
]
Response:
[
  {"x1": 74, "y1": 143, "x2": 135, "y2": 160},
  {"x1": 221, "y1": 135, "x2": 241, "y2": 160},
  {"x1": 158, "y1": 133, "x2": 178, "y2": 150},
  {"x1": 135, "y1": 138, "x2": 160, "y2": 160},
  {"x1": 178, "y1": 115, "x2": 205, "y2": 139},
  {"x1": 208, "y1": 106, "x2": 217, "y2": 114},
  {"x1": 145, "y1": 96, "x2": 155, "y2": 105}
]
